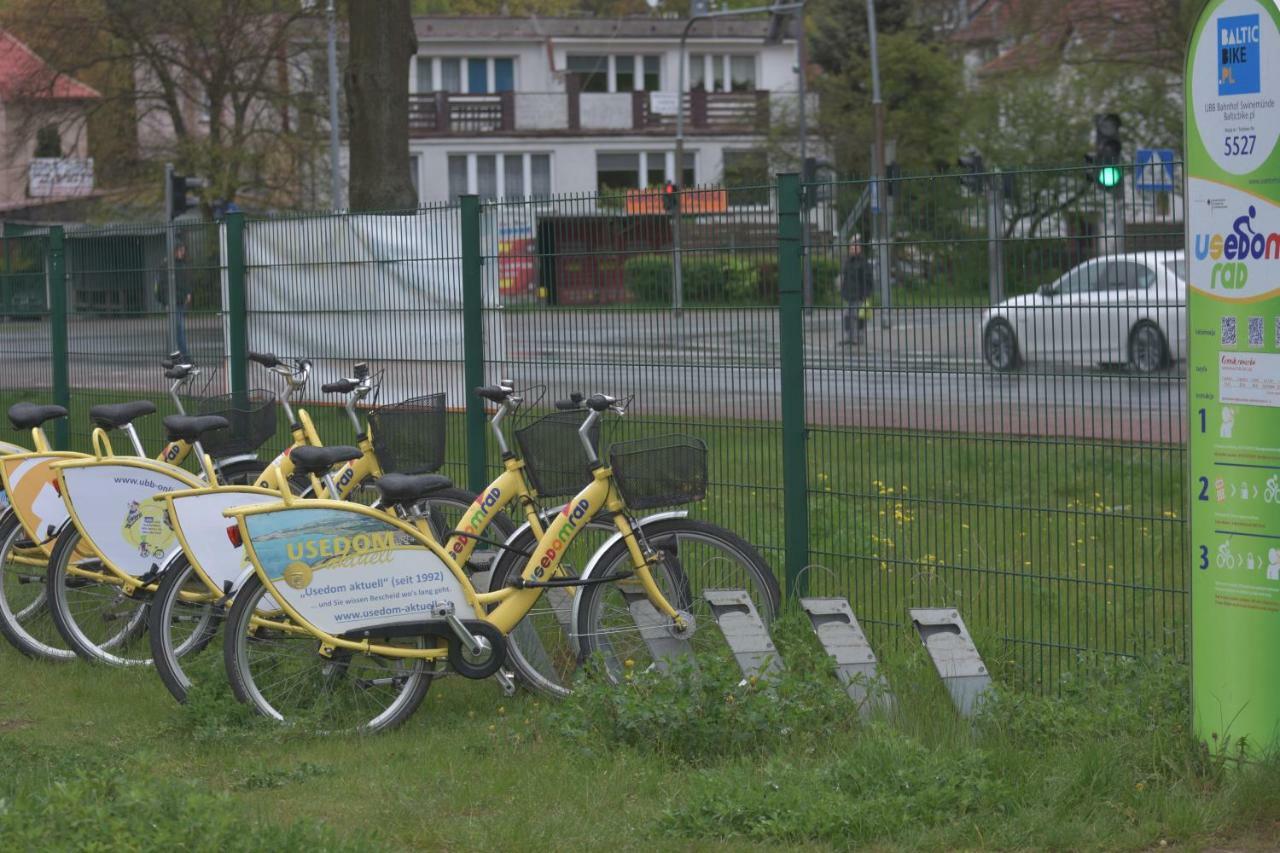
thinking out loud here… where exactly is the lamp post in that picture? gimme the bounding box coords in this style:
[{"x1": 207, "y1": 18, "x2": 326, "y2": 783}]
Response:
[
  {"x1": 326, "y1": 0, "x2": 342, "y2": 209},
  {"x1": 865, "y1": 0, "x2": 890, "y2": 328},
  {"x1": 673, "y1": 2, "x2": 805, "y2": 313}
]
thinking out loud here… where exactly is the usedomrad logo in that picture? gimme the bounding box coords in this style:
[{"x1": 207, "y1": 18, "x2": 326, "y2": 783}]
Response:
[
  {"x1": 1193, "y1": 205, "x2": 1280, "y2": 290},
  {"x1": 1218, "y1": 14, "x2": 1261, "y2": 95}
]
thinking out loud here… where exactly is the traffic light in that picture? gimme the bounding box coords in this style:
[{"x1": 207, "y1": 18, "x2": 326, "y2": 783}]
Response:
[
  {"x1": 957, "y1": 151, "x2": 985, "y2": 193},
  {"x1": 166, "y1": 166, "x2": 207, "y2": 220},
  {"x1": 663, "y1": 180, "x2": 679, "y2": 213},
  {"x1": 1092, "y1": 113, "x2": 1123, "y2": 189}
]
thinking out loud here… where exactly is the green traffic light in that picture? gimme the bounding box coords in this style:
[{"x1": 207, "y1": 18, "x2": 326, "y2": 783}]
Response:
[{"x1": 1097, "y1": 165, "x2": 1122, "y2": 188}]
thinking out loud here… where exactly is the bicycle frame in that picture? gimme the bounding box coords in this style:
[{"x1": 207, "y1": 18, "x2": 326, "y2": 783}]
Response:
[{"x1": 225, "y1": 461, "x2": 680, "y2": 663}]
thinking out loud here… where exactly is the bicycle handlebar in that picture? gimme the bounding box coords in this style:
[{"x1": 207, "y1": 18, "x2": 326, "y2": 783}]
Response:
[
  {"x1": 322, "y1": 379, "x2": 358, "y2": 394},
  {"x1": 248, "y1": 351, "x2": 280, "y2": 368},
  {"x1": 555, "y1": 392, "x2": 585, "y2": 410}
]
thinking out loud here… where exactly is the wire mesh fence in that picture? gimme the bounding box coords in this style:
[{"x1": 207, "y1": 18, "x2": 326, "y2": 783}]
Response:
[{"x1": 0, "y1": 162, "x2": 1188, "y2": 688}]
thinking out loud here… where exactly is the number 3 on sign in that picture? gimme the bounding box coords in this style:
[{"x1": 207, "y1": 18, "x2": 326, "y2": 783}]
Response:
[
  {"x1": 1199, "y1": 545, "x2": 1209, "y2": 570},
  {"x1": 1224, "y1": 135, "x2": 1256, "y2": 156}
]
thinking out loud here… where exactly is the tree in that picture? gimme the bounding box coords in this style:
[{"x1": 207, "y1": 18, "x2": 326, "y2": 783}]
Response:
[
  {"x1": 797, "y1": 26, "x2": 964, "y2": 177},
  {"x1": 1, "y1": 0, "x2": 326, "y2": 209},
  {"x1": 346, "y1": 0, "x2": 417, "y2": 211}
]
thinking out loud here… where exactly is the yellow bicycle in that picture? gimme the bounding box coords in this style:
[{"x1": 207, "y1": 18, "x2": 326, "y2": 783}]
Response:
[{"x1": 220, "y1": 393, "x2": 779, "y2": 732}]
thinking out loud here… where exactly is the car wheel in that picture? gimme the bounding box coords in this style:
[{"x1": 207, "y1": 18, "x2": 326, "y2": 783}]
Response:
[
  {"x1": 983, "y1": 319, "x2": 1021, "y2": 371},
  {"x1": 1129, "y1": 322, "x2": 1168, "y2": 374}
]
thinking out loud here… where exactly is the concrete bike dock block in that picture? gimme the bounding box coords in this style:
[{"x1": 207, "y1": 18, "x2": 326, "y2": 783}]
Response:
[
  {"x1": 619, "y1": 586, "x2": 694, "y2": 670},
  {"x1": 702, "y1": 589, "x2": 783, "y2": 679},
  {"x1": 800, "y1": 597, "x2": 892, "y2": 716},
  {"x1": 909, "y1": 608, "x2": 991, "y2": 718}
]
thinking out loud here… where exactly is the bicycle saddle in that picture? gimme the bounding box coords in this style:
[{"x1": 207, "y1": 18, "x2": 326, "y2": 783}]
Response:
[
  {"x1": 88, "y1": 400, "x2": 157, "y2": 430},
  {"x1": 8, "y1": 402, "x2": 67, "y2": 430},
  {"x1": 289, "y1": 445, "x2": 361, "y2": 475},
  {"x1": 373, "y1": 472, "x2": 455, "y2": 505},
  {"x1": 162, "y1": 414, "x2": 230, "y2": 444}
]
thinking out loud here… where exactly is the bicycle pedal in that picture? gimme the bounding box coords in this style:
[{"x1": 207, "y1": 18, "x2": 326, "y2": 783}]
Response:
[{"x1": 494, "y1": 668, "x2": 517, "y2": 697}]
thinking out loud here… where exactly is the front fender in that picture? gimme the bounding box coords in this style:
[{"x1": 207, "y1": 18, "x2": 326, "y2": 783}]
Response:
[{"x1": 569, "y1": 510, "x2": 689, "y2": 634}]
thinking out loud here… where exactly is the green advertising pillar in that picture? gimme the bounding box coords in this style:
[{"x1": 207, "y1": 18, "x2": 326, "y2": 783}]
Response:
[{"x1": 1186, "y1": 0, "x2": 1280, "y2": 754}]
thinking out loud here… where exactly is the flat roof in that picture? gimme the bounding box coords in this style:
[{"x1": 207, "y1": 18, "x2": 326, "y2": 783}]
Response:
[{"x1": 413, "y1": 15, "x2": 789, "y2": 42}]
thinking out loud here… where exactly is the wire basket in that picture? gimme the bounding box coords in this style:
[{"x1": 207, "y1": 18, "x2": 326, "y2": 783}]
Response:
[
  {"x1": 368, "y1": 393, "x2": 446, "y2": 475},
  {"x1": 196, "y1": 390, "x2": 277, "y2": 457},
  {"x1": 515, "y1": 409, "x2": 599, "y2": 498},
  {"x1": 609, "y1": 434, "x2": 708, "y2": 509}
]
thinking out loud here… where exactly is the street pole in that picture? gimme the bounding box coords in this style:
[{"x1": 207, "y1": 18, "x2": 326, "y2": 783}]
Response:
[
  {"x1": 865, "y1": 0, "x2": 891, "y2": 329},
  {"x1": 326, "y1": 0, "x2": 342, "y2": 210},
  {"x1": 163, "y1": 162, "x2": 178, "y2": 353},
  {"x1": 797, "y1": 9, "x2": 812, "y2": 312}
]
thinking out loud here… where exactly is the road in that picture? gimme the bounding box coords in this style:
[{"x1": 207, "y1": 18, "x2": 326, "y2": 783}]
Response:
[{"x1": 0, "y1": 309, "x2": 1187, "y2": 443}]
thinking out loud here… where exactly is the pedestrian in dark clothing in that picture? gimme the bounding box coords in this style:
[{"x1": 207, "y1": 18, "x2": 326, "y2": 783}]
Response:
[
  {"x1": 840, "y1": 237, "x2": 873, "y2": 345},
  {"x1": 171, "y1": 243, "x2": 193, "y2": 358}
]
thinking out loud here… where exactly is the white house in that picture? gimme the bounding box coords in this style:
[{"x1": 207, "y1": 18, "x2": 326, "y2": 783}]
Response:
[{"x1": 406, "y1": 16, "x2": 808, "y2": 204}]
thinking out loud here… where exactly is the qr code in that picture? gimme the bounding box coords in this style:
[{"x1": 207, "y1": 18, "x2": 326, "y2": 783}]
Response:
[
  {"x1": 1249, "y1": 316, "x2": 1265, "y2": 347},
  {"x1": 1222, "y1": 316, "x2": 1237, "y2": 346},
  {"x1": 1274, "y1": 316, "x2": 1280, "y2": 347}
]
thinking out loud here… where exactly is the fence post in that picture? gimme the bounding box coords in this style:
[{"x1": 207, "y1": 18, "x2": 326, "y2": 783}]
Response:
[
  {"x1": 460, "y1": 194, "x2": 487, "y2": 493},
  {"x1": 224, "y1": 211, "x2": 248, "y2": 406},
  {"x1": 776, "y1": 173, "x2": 810, "y2": 597},
  {"x1": 48, "y1": 226, "x2": 69, "y2": 449}
]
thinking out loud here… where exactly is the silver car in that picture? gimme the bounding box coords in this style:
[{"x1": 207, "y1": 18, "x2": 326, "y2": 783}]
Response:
[{"x1": 981, "y1": 251, "x2": 1186, "y2": 373}]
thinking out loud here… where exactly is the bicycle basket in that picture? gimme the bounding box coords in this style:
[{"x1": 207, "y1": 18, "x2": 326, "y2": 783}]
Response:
[
  {"x1": 367, "y1": 393, "x2": 446, "y2": 475},
  {"x1": 514, "y1": 409, "x2": 599, "y2": 498},
  {"x1": 196, "y1": 390, "x2": 277, "y2": 456},
  {"x1": 608, "y1": 434, "x2": 708, "y2": 509}
]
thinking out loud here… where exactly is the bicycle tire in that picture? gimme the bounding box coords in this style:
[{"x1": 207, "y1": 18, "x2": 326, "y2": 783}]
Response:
[
  {"x1": 45, "y1": 525, "x2": 152, "y2": 667},
  {"x1": 223, "y1": 574, "x2": 434, "y2": 732},
  {"x1": 148, "y1": 554, "x2": 222, "y2": 703},
  {"x1": 216, "y1": 458, "x2": 268, "y2": 487},
  {"x1": 573, "y1": 518, "x2": 781, "y2": 681},
  {"x1": 0, "y1": 512, "x2": 76, "y2": 661},
  {"x1": 485, "y1": 512, "x2": 617, "y2": 697}
]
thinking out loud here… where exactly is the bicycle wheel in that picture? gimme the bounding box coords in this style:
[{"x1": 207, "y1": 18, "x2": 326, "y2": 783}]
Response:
[
  {"x1": 45, "y1": 526, "x2": 152, "y2": 666},
  {"x1": 0, "y1": 513, "x2": 76, "y2": 661},
  {"x1": 148, "y1": 554, "x2": 222, "y2": 703},
  {"x1": 574, "y1": 518, "x2": 781, "y2": 681},
  {"x1": 223, "y1": 574, "x2": 434, "y2": 732},
  {"x1": 485, "y1": 511, "x2": 616, "y2": 697},
  {"x1": 216, "y1": 458, "x2": 267, "y2": 487},
  {"x1": 415, "y1": 486, "x2": 516, "y2": 579}
]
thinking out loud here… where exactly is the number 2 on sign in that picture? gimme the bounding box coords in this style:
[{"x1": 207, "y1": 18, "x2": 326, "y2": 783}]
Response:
[{"x1": 1224, "y1": 135, "x2": 1256, "y2": 156}]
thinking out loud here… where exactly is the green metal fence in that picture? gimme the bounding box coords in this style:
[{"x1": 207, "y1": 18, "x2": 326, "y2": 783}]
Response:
[{"x1": 0, "y1": 163, "x2": 1187, "y2": 688}]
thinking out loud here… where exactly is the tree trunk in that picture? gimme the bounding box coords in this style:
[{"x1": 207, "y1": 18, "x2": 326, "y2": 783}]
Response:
[{"x1": 346, "y1": 0, "x2": 417, "y2": 211}]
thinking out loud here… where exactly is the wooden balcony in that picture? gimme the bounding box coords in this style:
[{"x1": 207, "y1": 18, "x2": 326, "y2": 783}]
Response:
[
  {"x1": 408, "y1": 92, "x2": 515, "y2": 136},
  {"x1": 407, "y1": 88, "x2": 774, "y2": 137}
]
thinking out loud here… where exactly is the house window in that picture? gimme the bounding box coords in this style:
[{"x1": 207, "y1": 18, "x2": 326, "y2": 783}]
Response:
[
  {"x1": 409, "y1": 154, "x2": 420, "y2": 199},
  {"x1": 415, "y1": 57, "x2": 513, "y2": 94},
  {"x1": 34, "y1": 125, "x2": 60, "y2": 158},
  {"x1": 448, "y1": 153, "x2": 552, "y2": 201},
  {"x1": 568, "y1": 54, "x2": 660, "y2": 92},
  {"x1": 596, "y1": 151, "x2": 695, "y2": 195},
  {"x1": 690, "y1": 54, "x2": 756, "y2": 92},
  {"x1": 723, "y1": 150, "x2": 769, "y2": 206},
  {"x1": 567, "y1": 54, "x2": 608, "y2": 92}
]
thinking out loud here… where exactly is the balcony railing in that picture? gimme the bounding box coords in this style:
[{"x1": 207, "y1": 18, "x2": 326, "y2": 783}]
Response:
[{"x1": 407, "y1": 89, "x2": 776, "y2": 137}]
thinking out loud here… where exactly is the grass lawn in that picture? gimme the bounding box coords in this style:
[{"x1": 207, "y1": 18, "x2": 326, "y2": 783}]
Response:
[{"x1": 0, "y1": 617, "x2": 1275, "y2": 851}]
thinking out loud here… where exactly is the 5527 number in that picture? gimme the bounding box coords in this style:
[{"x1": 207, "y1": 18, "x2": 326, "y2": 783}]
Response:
[{"x1": 1224, "y1": 135, "x2": 1256, "y2": 156}]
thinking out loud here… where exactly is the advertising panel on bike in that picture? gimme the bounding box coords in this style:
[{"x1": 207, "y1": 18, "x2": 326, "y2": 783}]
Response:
[
  {"x1": 1186, "y1": 0, "x2": 1280, "y2": 754},
  {"x1": 56, "y1": 462, "x2": 200, "y2": 577},
  {"x1": 166, "y1": 489, "x2": 278, "y2": 589},
  {"x1": 0, "y1": 453, "x2": 78, "y2": 555},
  {"x1": 239, "y1": 505, "x2": 476, "y2": 634},
  {"x1": 0, "y1": 441, "x2": 26, "y2": 510}
]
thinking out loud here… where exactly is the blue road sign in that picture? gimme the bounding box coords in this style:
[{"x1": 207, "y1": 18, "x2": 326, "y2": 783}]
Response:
[{"x1": 1135, "y1": 148, "x2": 1177, "y2": 191}]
